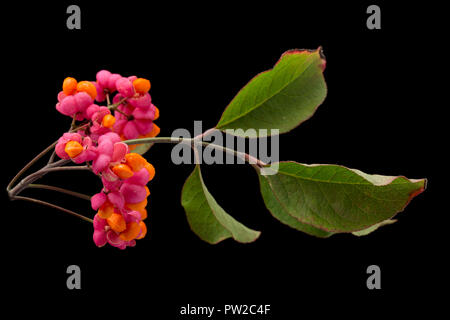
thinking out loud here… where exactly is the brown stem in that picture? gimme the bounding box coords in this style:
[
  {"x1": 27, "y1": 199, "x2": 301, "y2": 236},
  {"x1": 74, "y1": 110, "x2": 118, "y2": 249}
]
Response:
[
  {"x1": 70, "y1": 122, "x2": 89, "y2": 133},
  {"x1": 70, "y1": 115, "x2": 77, "y2": 130},
  {"x1": 48, "y1": 159, "x2": 70, "y2": 168},
  {"x1": 47, "y1": 150, "x2": 57, "y2": 164},
  {"x1": 28, "y1": 184, "x2": 91, "y2": 201},
  {"x1": 7, "y1": 140, "x2": 58, "y2": 192},
  {"x1": 114, "y1": 108, "x2": 130, "y2": 118},
  {"x1": 9, "y1": 165, "x2": 91, "y2": 199},
  {"x1": 12, "y1": 196, "x2": 93, "y2": 223},
  {"x1": 108, "y1": 97, "x2": 127, "y2": 110}
]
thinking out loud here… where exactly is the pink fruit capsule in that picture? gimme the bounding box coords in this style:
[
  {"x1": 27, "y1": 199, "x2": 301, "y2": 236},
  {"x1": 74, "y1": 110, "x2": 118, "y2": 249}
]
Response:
[
  {"x1": 96, "y1": 70, "x2": 112, "y2": 88},
  {"x1": 115, "y1": 77, "x2": 135, "y2": 98}
]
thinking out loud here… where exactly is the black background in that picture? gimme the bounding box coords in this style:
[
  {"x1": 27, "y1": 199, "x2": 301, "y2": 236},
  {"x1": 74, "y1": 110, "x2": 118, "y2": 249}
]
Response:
[{"x1": 1, "y1": 1, "x2": 444, "y2": 317}]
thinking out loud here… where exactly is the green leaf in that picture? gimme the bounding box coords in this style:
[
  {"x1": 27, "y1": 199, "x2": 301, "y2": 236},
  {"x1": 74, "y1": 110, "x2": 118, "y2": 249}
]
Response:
[
  {"x1": 181, "y1": 165, "x2": 261, "y2": 244},
  {"x1": 216, "y1": 48, "x2": 327, "y2": 137},
  {"x1": 259, "y1": 174, "x2": 334, "y2": 238},
  {"x1": 258, "y1": 162, "x2": 426, "y2": 233},
  {"x1": 131, "y1": 142, "x2": 154, "y2": 155}
]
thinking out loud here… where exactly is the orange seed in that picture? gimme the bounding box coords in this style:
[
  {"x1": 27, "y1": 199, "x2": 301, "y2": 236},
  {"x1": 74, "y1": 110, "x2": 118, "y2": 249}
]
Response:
[
  {"x1": 107, "y1": 213, "x2": 126, "y2": 232},
  {"x1": 119, "y1": 221, "x2": 141, "y2": 241},
  {"x1": 138, "y1": 208, "x2": 148, "y2": 220},
  {"x1": 136, "y1": 221, "x2": 147, "y2": 239},
  {"x1": 144, "y1": 163, "x2": 155, "y2": 181},
  {"x1": 132, "y1": 78, "x2": 151, "y2": 94},
  {"x1": 102, "y1": 114, "x2": 116, "y2": 128},
  {"x1": 98, "y1": 201, "x2": 114, "y2": 219},
  {"x1": 126, "y1": 198, "x2": 148, "y2": 212},
  {"x1": 125, "y1": 153, "x2": 147, "y2": 172},
  {"x1": 147, "y1": 123, "x2": 160, "y2": 137},
  {"x1": 112, "y1": 164, "x2": 134, "y2": 179},
  {"x1": 64, "y1": 141, "x2": 83, "y2": 158},
  {"x1": 63, "y1": 77, "x2": 78, "y2": 95},
  {"x1": 153, "y1": 106, "x2": 159, "y2": 120},
  {"x1": 76, "y1": 81, "x2": 97, "y2": 100}
]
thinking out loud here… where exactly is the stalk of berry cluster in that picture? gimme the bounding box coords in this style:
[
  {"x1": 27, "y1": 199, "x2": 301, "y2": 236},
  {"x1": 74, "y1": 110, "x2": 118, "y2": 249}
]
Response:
[
  {"x1": 7, "y1": 134, "x2": 265, "y2": 220},
  {"x1": 6, "y1": 70, "x2": 268, "y2": 249}
]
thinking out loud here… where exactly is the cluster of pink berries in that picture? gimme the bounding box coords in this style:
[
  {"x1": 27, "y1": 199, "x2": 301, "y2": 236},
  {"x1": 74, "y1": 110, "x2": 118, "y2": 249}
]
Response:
[{"x1": 54, "y1": 70, "x2": 159, "y2": 249}]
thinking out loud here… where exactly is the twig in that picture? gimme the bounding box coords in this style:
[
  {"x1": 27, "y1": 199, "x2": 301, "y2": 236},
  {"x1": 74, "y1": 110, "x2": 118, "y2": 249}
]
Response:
[
  {"x1": 7, "y1": 140, "x2": 58, "y2": 192},
  {"x1": 9, "y1": 165, "x2": 91, "y2": 198},
  {"x1": 12, "y1": 196, "x2": 93, "y2": 223},
  {"x1": 8, "y1": 130, "x2": 267, "y2": 224},
  {"x1": 70, "y1": 122, "x2": 89, "y2": 133},
  {"x1": 123, "y1": 136, "x2": 267, "y2": 166},
  {"x1": 47, "y1": 150, "x2": 57, "y2": 164},
  {"x1": 28, "y1": 184, "x2": 91, "y2": 201},
  {"x1": 108, "y1": 97, "x2": 127, "y2": 110},
  {"x1": 114, "y1": 108, "x2": 130, "y2": 118}
]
